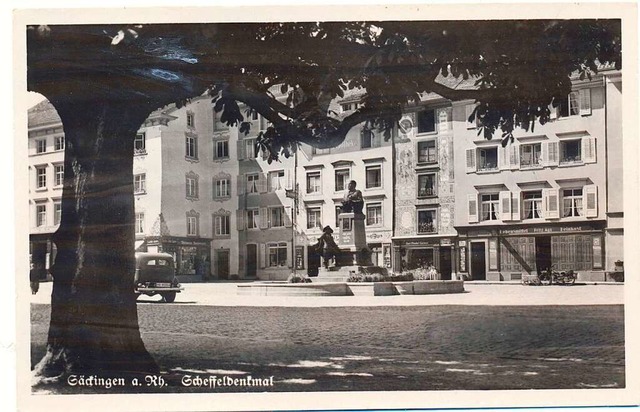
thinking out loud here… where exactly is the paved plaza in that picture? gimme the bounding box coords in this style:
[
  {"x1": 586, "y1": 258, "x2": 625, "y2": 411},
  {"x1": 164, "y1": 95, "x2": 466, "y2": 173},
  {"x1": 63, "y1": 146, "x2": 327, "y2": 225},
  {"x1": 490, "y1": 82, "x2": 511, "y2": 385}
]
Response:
[{"x1": 30, "y1": 282, "x2": 625, "y2": 393}]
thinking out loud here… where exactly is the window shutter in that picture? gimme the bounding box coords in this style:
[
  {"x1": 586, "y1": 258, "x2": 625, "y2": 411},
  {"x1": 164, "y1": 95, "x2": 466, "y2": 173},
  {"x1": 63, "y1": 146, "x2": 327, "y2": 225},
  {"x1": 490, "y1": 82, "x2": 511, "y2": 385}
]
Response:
[
  {"x1": 237, "y1": 174, "x2": 245, "y2": 195},
  {"x1": 543, "y1": 189, "x2": 560, "y2": 219},
  {"x1": 259, "y1": 243, "x2": 266, "y2": 268},
  {"x1": 237, "y1": 140, "x2": 245, "y2": 160},
  {"x1": 508, "y1": 144, "x2": 519, "y2": 170},
  {"x1": 284, "y1": 206, "x2": 293, "y2": 228},
  {"x1": 286, "y1": 241, "x2": 293, "y2": 268},
  {"x1": 499, "y1": 191, "x2": 512, "y2": 221},
  {"x1": 548, "y1": 103, "x2": 558, "y2": 120},
  {"x1": 465, "y1": 149, "x2": 476, "y2": 173},
  {"x1": 511, "y1": 190, "x2": 521, "y2": 221},
  {"x1": 236, "y1": 210, "x2": 245, "y2": 231},
  {"x1": 465, "y1": 104, "x2": 476, "y2": 129},
  {"x1": 258, "y1": 173, "x2": 268, "y2": 193},
  {"x1": 584, "y1": 185, "x2": 598, "y2": 217},
  {"x1": 544, "y1": 141, "x2": 559, "y2": 167},
  {"x1": 284, "y1": 169, "x2": 294, "y2": 190},
  {"x1": 582, "y1": 137, "x2": 596, "y2": 163},
  {"x1": 499, "y1": 146, "x2": 510, "y2": 170},
  {"x1": 467, "y1": 194, "x2": 479, "y2": 223},
  {"x1": 260, "y1": 207, "x2": 269, "y2": 229},
  {"x1": 579, "y1": 88, "x2": 592, "y2": 116}
]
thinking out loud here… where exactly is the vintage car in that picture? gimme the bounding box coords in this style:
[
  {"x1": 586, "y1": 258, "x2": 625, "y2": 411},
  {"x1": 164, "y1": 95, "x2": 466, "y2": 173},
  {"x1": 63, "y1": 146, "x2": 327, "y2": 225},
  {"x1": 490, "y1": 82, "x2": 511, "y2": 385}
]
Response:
[{"x1": 134, "y1": 252, "x2": 183, "y2": 302}]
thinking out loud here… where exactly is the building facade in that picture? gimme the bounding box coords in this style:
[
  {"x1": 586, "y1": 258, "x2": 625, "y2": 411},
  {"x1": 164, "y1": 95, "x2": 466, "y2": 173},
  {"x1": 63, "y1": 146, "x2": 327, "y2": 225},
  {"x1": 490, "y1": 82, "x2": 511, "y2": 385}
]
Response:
[
  {"x1": 452, "y1": 70, "x2": 622, "y2": 281},
  {"x1": 392, "y1": 95, "x2": 457, "y2": 278},
  {"x1": 28, "y1": 70, "x2": 623, "y2": 283}
]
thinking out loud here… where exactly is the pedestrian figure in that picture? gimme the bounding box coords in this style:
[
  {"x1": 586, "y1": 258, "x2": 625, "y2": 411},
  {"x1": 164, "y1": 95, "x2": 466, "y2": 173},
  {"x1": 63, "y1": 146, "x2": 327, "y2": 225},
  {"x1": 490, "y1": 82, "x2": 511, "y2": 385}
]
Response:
[
  {"x1": 29, "y1": 262, "x2": 39, "y2": 295},
  {"x1": 317, "y1": 226, "x2": 339, "y2": 269},
  {"x1": 341, "y1": 180, "x2": 364, "y2": 214}
]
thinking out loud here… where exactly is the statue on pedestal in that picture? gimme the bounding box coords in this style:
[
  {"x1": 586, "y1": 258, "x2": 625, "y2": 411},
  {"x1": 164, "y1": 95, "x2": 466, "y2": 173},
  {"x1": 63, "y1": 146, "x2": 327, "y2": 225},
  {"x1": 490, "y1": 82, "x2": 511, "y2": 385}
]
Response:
[
  {"x1": 317, "y1": 226, "x2": 340, "y2": 269},
  {"x1": 341, "y1": 180, "x2": 364, "y2": 214}
]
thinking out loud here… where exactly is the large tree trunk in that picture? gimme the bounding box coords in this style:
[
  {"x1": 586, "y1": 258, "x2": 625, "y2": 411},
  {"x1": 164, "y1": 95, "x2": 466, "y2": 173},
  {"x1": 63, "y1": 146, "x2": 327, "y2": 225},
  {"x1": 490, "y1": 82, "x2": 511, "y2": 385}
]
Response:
[{"x1": 33, "y1": 97, "x2": 160, "y2": 380}]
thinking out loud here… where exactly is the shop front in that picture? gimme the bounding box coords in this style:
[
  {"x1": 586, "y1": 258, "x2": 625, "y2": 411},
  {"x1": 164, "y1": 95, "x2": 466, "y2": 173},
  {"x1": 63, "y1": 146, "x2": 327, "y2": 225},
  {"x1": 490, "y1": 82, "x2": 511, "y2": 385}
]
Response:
[
  {"x1": 143, "y1": 235, "x2": 212, "y2": 282},
  {"x1": 456, "y1": 221, "x2": 606, "y2": 282},
  {"x1": 392, "y1": 236, "x2": 456, "y2": 280}
]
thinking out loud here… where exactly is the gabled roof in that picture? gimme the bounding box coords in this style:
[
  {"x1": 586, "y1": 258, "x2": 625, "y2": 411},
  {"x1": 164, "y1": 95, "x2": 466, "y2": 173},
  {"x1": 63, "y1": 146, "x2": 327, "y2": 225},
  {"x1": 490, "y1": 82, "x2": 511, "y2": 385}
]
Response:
[{"x1": 28, "y1": 100, "x2": 61, "y2": 128}]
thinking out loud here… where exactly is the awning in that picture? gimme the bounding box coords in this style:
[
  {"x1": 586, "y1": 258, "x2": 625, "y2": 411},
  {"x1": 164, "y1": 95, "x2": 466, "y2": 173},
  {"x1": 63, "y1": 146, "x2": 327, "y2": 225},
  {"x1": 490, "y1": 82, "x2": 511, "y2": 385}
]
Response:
[{"x1": 134, "y1": 240, "x2": 145, "y2": 250}]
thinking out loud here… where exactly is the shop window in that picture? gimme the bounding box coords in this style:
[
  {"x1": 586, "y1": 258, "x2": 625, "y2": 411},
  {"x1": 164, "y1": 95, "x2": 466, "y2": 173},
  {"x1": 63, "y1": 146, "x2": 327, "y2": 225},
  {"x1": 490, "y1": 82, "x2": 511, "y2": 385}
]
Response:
[
  {"x1": 306, "y1": 171, "x2": 321, "y2": 194},
  {"x1": 417, "y1": 109, "x2": 436, "y2": 134},
  {"x1": 417, "y1": 140, "x2": 437, "y2": 163},
  {"x1": 335, "y1": 168, "x2": 350, "y2": 192},
  {"x1": 478, "y1": 147, "x2": 498, "y2": 171},
  {"x1": 563, "y1": 188, "x2": 583, "y2": 217},
  {"x1": 417, "y1": 173, "x2": 436, "y2": 197},
  {"x1": 268, "y1": 242, "x2": 288, "y2": 267},
  {"x1": 365, "y1": 165, "x2": 382, "y2": 189},
  {"x1": 523, "y1": 191, "x2": 543, "y2": 219},
  {"x1": 520, "y1": 143, "x2": 542, "y2": 168},
  {"x1": 481, "y1": 194, "x2": 500, "y2": 221},
  {"x1": 366, "y1": 203, "x2": 382, "y2": 226},
  {"x1": 307, "y1": 207, "x2": 322, "y2": 230},
  {"x1": 417, "y1": 209, "x2": 437, "y2": 234}
]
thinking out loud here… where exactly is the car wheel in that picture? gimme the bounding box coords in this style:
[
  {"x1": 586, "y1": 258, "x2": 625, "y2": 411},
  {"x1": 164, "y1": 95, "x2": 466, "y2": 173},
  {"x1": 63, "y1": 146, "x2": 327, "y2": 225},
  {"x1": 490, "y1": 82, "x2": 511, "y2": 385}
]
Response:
[{"x1": 162, "y1": 292, "x2": 176, "y2": 303}]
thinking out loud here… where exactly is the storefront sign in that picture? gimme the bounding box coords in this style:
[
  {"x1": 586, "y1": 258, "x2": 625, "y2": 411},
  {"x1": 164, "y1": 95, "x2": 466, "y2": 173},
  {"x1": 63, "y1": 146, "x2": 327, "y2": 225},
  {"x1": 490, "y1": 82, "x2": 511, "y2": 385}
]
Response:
[
  {"x1": 488, "y1": 239, "x2": 498, "y2": 271},
  {"x1": 295, "y1": 246, "x2": 305, "y2": 270},
  {"x1": 403, "y1": 239, "x2": 441, "y2": 246},
  {"x1": 592, "y1": 236, "x2": 603, "y2": 269},
  {"x1": 498, "y1": 223, "x2": 602, "y2": 236},
  {"x1": 440, "y1": 238, "x2": 452, "y2": 246},
  {"x1": 459, "y1": 246, "x2": 467, "y2": 272}
]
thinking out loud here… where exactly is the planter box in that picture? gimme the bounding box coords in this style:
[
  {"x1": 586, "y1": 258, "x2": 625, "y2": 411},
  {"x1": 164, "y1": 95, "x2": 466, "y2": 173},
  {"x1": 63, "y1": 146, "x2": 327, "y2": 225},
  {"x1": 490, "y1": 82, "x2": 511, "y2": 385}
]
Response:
[
  {"x1": 347, "y1": 282, "x2": 397, "y2": 296},
  {"x1": 237, "y1": 282, "x2": 349, "y2": 296},
  {"x1": 393, "y1": 281, "x2": 414, "y2": 295},
  {"x1": 411, "y1": 280, "x2": 465, "y2": 295}
]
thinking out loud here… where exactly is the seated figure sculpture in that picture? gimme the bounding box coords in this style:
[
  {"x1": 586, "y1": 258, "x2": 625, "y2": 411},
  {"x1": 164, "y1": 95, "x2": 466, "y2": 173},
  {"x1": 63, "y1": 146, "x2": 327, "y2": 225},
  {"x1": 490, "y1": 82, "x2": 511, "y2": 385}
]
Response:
[{"x1": 341, "y1": 180, "x2": 364, "y2": 214}]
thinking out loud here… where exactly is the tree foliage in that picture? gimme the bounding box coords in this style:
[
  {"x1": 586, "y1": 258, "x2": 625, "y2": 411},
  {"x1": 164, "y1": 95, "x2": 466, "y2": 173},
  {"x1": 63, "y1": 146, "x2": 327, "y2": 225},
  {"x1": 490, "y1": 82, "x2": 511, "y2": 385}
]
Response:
[{"x1": 28, "y1": 20, "x2": 621, "y2": 159}]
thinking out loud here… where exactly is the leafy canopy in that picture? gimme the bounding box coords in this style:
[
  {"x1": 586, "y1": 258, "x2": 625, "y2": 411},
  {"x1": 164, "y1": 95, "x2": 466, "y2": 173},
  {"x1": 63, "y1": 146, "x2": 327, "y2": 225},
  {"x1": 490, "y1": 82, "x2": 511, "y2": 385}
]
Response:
[{"x1": 27, "y1": 20, "x2": 621, "y2": 160}]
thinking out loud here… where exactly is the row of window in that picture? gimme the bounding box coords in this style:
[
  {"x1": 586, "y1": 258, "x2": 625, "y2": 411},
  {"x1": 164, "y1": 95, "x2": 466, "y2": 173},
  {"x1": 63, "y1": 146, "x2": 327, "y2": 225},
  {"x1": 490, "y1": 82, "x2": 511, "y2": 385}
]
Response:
[
  {"x1": 467, "y1": 186, "x2": 598, "y2": 223},
  {"x1": 466, "y1": 137, "x2": 596, "y2": 173},
  {"x1": 134, "y1": 211, "x2": 232, "y2": 237},
  {"x1": 34, "y1": 136, "x2": 65, "y2": 155},
  {"x1": 304, "y1": 202, "x2": 384, "y2": 230},
  {"x1": 34, "y1": 164, "x2": 64, "y2": 190},
  {"x1": 305, "y1": 165, "x2": 383, "y2": 195}
]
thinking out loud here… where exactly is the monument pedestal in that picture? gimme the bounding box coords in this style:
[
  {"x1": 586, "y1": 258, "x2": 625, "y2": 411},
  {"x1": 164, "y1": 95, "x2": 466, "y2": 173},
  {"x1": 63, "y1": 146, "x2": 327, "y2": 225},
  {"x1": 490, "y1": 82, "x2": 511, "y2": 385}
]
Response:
[{"x1": 314, "y1": 212, "x2": 387, "y2": 283}]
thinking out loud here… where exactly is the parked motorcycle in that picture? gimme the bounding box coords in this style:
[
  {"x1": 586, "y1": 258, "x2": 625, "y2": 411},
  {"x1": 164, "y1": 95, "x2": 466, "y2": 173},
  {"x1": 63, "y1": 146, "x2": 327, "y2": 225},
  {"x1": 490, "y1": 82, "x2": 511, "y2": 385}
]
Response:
[{"x1": 538, "y1": 265, "x2": 577, "y2": 285}]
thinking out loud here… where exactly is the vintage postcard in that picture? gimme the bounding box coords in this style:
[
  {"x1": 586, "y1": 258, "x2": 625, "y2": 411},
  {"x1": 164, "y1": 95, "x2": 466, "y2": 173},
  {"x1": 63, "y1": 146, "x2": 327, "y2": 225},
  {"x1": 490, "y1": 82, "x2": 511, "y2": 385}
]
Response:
[{"x1": 12, "y1": 2, "x2": 640, "y2": 411}]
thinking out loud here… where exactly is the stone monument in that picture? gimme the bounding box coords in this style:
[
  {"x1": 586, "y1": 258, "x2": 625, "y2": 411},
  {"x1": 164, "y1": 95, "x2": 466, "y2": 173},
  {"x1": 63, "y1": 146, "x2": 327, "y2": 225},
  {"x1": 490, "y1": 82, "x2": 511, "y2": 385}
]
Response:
[{"x1": 315, "y1": 180, "x2": 381, "y2": 282}]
